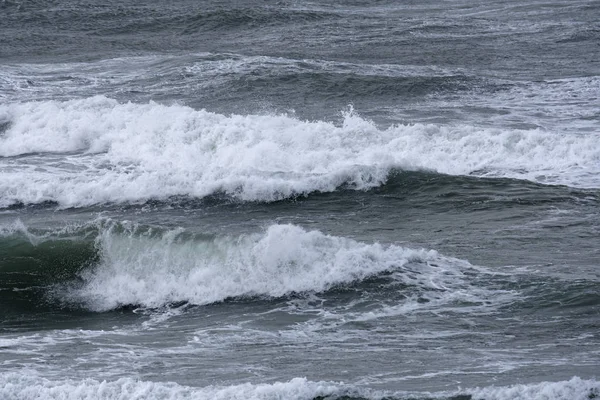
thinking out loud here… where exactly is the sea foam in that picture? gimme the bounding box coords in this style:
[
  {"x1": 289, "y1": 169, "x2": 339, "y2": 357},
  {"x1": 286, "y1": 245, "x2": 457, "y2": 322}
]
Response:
[
  {"x1": 57, "y1": 221, "x2": 482, "y2": 311},
  {"x1": 1, "y1": 96, "x2": 599, "y2": 207},
  {"x1": 468, "y1": 376, "x2": 600, "y2": 400},
  {"x1": 0, "y1": 372, "x2": 597, "y2": 400},
  {"x1": 0, "y1": 374, "x2": 342, "y2": 400}
]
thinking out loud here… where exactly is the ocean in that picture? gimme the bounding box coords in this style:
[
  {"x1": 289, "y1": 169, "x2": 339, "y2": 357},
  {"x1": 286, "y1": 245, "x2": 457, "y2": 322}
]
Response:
[{"x1": 1, "y1": 0, "x2": 599, "y2": 399}]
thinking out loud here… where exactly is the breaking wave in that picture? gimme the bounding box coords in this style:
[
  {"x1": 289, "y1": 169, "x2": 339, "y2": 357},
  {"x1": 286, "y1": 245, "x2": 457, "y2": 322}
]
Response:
[
  {"x1": 1, "y1": 218, "x2": 504, "y2": 312},
  {"x1": 1, "y1": 96, "x2": 599, "y2": 208},
  {"x1": 59, "y1": 221, "x2": 486, "y2": 311}
]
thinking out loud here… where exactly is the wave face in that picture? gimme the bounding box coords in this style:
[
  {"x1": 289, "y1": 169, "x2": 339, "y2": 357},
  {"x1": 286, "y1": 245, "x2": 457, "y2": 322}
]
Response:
[
  {"x1": 1, "y1": 219, "x2": 496, "y2": 312},
  {"x1": 5, "y1": 217, "x2": 600, "y2": 317},
  {"x1": 1, "y1": 96, "x2": 599, "y2": 208},
  {"x1": 0, "y1": 373, "x2": 598, "y2": 400},
  {"x1": 3, "y1": 0, "x2": 599, "y2": 394}
]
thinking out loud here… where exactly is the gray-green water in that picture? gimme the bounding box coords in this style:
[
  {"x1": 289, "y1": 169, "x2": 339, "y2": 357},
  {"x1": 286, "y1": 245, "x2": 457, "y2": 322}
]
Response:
[{"x1": 1, "y1": 1, "x2": 599, "y2": 399}]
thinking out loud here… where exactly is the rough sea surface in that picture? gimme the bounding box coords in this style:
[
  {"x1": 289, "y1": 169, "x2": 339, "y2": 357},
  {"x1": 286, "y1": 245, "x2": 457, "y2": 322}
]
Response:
[{"x1": 1, "y1": 1, "x2": 599, "y2": 399}]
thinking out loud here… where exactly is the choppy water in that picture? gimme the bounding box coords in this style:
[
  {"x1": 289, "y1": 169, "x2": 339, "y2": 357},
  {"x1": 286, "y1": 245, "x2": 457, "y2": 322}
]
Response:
[{"x1": 1, "y1": 1, "x2": 599, "y2": 399}]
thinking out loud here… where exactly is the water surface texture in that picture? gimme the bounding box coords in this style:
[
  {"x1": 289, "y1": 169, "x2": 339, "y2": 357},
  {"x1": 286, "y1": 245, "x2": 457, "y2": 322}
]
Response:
[{"x1": 1, "y1": 1, "x2": 599, "y2": 399}]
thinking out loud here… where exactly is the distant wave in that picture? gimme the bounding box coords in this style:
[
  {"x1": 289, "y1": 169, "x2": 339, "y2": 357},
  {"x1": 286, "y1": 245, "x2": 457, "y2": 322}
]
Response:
[
  {"x1": 0, "y1": 52, "x2": 474, "y2": 104},
  {"x1": 0, "y1": 372, "x2": 598, "y2": 400},
  {"x1": 1, "y1": 96, "x2": 599, "y2": 208}
]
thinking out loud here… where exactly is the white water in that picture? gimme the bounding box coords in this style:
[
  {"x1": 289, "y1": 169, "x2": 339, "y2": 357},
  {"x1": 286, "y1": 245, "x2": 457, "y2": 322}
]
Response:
[
  {"x1": 53, "y1": 221, "x2": 497, "y2": 311},
  {"x1": 1, "y1": 96, "x2": 598, "y2": 207},
  {"x1": 1, "y1": 372, "x2": 597, "y2": 400},
  {"x1": 0, "y1": 374, "x2": 342, "y2": 400},
  {"x1": 468, "y1": 377, "x2": 600, "y2": 400}
]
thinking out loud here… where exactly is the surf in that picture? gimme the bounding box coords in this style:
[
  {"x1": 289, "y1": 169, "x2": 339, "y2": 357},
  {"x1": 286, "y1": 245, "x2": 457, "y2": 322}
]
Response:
[
  {"x1": 1, "y1": 96, "x2": 599, "y2": 208},
  {"x1": 0, "y1": 218, "x2": 511, "y2": 313}
]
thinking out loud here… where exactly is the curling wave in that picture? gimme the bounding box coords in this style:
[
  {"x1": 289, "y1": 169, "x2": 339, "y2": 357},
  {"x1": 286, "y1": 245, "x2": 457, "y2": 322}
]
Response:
[
  {"x1": 58, "y1": 221, "x2": 487, "y2": 311},
  {"x1": 0, "y1": 218, "x2": 503, "y2": 312}
]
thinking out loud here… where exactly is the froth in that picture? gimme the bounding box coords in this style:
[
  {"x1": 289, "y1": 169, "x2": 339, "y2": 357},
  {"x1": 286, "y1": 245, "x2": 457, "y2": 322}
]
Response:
[
  {"x1": 1, "y1": 96, "x2": 599, "y2": 208},
  {"x1": 468, "y1": 377, "x2": 600, "y2": 400},
  {"x1": 61, "y1": 222, "x2": 461, "y2": 311},
  {"x1": 0, "y1": 374, "x2": 343, "y2": 400},
  {"x1": 1, "y1": 372, "x2": 598, "y2": 400}
]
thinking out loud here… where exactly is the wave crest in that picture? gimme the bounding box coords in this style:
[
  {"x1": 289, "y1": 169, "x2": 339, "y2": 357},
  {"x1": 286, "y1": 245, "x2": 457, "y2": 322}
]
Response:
[
  {"x1": 1, "y1": 97, "x2": 598, "y2": 208},
  {"x1": 54, "y1": 221, "x2": 478, "y2": 311}
]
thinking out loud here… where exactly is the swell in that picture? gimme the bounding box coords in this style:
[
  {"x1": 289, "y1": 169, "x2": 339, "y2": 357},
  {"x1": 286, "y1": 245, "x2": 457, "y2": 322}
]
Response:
[
  {"x1": 370, "y1": 170, "x2": 597, "y2": 207},
  {"x1": 1, "y1": 3, "x2": 340, "y2": 35},
  {"x1": 0, "y1": 237, "x2": 96, "y2": 287},
  {"x1": 177, "y1": 7, "x2": 338, "y2": 35},
  {"x1": 0, "y1": 232, "x2": 96, "y2": 318},
  {"x1": 223, "y1": 71, "x2": 473, "y2": 100},
  {"x1": 0, "y1": 53, "x2": 478, "y2": 107}
]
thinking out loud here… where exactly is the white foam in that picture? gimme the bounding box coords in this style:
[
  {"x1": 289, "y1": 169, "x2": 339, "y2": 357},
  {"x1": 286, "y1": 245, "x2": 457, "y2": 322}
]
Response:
[
  {"x1": 0, "y1": 372, "x2": 598, "y2": 400},
  {"x1": 56, "y1": 221, "x2": 492, "y2": 311},
  {"x1": 0, "y1": 374, "x2": 344, "y2": 400},
  {"x1": 0, "y1": 96, "x2": 598, "y2": 207},
  {"x1": 467, "y1": 376, "x2": 600, "y2": 400}
]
